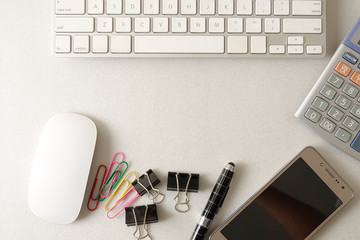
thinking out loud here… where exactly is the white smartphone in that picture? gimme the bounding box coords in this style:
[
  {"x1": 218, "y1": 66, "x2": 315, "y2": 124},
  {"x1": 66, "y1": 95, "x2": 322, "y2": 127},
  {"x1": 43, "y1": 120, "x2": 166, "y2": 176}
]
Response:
[{"x1": 210, "y1": 147, "x2": 354, "y2": 240}]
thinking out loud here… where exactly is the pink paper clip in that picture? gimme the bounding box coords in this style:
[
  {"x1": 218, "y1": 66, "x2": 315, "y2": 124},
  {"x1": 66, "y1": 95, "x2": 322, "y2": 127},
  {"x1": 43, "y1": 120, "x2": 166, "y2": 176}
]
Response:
[
  {"x1": 98, "y1": 152, "x2": 125, "y2": 199},
  {"x1": 107, "y1": 186, "x2": 140, "y2": 219},
  {"x1": 87, "y1": 165, "x2": 107, "y2": 211}
]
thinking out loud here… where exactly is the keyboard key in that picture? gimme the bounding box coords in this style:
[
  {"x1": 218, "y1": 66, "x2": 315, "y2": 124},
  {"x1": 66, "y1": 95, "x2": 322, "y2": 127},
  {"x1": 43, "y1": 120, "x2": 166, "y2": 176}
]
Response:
[
  {"x1": 135, "y1": 18, "x2": 150, "y2": 33},
  {"x1": 55, "y1": 0, "x2": 85, "y2": 15},
  {"x1": 269, "y1": 45, "x2": 285, "y2": 54},
  {"x1": 200, "y1": 0, "x2": 215, "y2": 15},
  {"x1": 343, "y1": 52, "x2": 358, "y2": 65},
  {"x1": 320, "y1": 118, "x2": 336, "y2": 133},
  {"x1": 251, "y1": 36, "x2": 266, "y2": 54},
  {"x1": 106, "y1": 0, "x2": 122, "y2": 14},
  {"x1": 172, "y1": 18, "x2": 187, "y2": 32},
  {"x1": 350, "y1": 72, "x2": 360, "y2": 86},
  {"x1": 351, "y1": 131, "x2": 360, "y2": 152},
  {"x1": 320, "y1": 85, "x2": 336, "y2": 100},
  {"x1": 134, "y1": 36, "x2": 224, "y2": 53},
  {"x1": 97, "y1": 17, "x2": 113, "y2": 33},
  {"x1": 88, "y1": 0, "x2": 104, "y2": 14},
  {"x1": 55, "y1": 35, "x2": 71, "y2": 53},
  {"x1": 115, "y1": 18, "x2": 131, "y2": 32},
  {"x1": 228, "y1": 18, "x2": 243, "y2": 33},
  {"x1": 218, "y1": 0, "x2": 234, "y2": 15},
  {"x1": 255, "y1": 0, "x2": 271, "y2": 16},
  {"x1": 288, "y1": 45, "x2": 304, "y2": 54},
  {"x1": 335, "y1": 62, "x2": 352, "y2": 77},
  {"x1": 92, "y1": 35, "x2": 108, "y2": 53},
  {"x1": 110, "y1": 36, "x2": 131, "y2": 53},
  {"x1": 144, "y1": 0, "x2": 160, "y2": 14},
  {"x1": 343, "y1": 83, "x2": 358, "y2": 98},
  {"x1": 126, "y1": 0, "x2": 141, "y2": 14},
  {"x1": 306, "y1": 45, "x2": 322, "y2": 55},
  {"x1": 327, "y1": 74, "x2": 344, "y2": 89},
  {"x1": 73, "y1": 35, "x2": 89, "y2": 53},
  {"x1": 335, "y1": 128, "x2": 352, "y2": 143},
  {"x1": 190, "y1": 18, "x2": 206, "y2": 33},
  {"x1": 181, "y1": 0, "x2": 197, "y2": 14},
  {"x1": 55, "y1": 17, "x2": 94, "y2": 33},
  {"x1": 327, "y1": 106, "x2": 344, "y2": 121},
  {"x1": 209, "y1": 18, "x2": 225, "y2": 33},
  {"x1": 335, "y1": 95, "x2": 352, "y2": 110},
  {"x1": 288, "y1": 36, "x2": 303, "y2": 45},
  {"x1": 350, "y1": 104, "x2": 360, "y2": 119},
  {"x1": 312, "y1": 97, "x2": 328, "y2": 111},
  {"x1": 292, "y1": 1, "x2": 322, "y2": 16},
  {"x1": 228, "y1": 36, "x2": 247, "y2": 54},
  {"x1": 343, "y1": 116, "x2": 359, "y2": 131},
  {"x1": 246, "y1": 18, "x2": 261, "y2": 33},
  {"x1": 265, "y1": 18, "x2": 280, "y2": 33},
  {"x1": 283, "y1": 19, "x2": 322, "y2": 34},
  {"x1": 153, "y1": 18, "x2": 169, "y2": 33},
  {"x1": 237, "y1": 0, "x2": 252, "y2": 15},
  {"x1": 305, "y1": 108, "x2": 321, "y2": 123},
  {"x1": 274, "y1": 0, "x2": 289, "y2": 16}
]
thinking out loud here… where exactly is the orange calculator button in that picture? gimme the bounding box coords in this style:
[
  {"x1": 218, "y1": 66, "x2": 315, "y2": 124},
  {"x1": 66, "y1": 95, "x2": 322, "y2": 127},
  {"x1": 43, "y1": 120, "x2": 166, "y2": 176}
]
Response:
[
  {"x1": 350, "y1": 72, "x2": 360, "y2": 86},
  {"x1": 335, "y1": 62, "x2": 352, "y2": 77}
]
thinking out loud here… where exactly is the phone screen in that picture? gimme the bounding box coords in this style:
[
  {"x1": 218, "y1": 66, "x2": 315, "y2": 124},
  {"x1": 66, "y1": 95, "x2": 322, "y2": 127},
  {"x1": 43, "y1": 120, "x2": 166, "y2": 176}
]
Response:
[{"x1": 220, "y1": 158, "x2": 343, "y2": 240}]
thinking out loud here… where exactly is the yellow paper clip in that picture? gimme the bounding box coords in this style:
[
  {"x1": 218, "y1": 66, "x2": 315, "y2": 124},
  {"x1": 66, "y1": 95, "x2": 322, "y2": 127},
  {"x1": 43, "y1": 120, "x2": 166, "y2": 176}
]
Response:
[{"x1": 104, "y1": 171, "x2": 137, "y2": 211}]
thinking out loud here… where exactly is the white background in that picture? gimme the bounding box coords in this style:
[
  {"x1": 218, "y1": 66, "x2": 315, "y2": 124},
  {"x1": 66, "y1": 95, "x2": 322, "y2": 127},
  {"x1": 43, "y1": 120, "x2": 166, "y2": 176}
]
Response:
[{"x1": 1, "y1": 0, "x2": 360, "y2": 239}]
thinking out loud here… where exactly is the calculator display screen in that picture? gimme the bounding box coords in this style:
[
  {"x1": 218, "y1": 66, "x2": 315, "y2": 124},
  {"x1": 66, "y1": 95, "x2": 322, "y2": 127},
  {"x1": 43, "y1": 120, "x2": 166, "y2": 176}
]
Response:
[{"x1": 220, "y1": 158, "x2": 342, "y2": 240}]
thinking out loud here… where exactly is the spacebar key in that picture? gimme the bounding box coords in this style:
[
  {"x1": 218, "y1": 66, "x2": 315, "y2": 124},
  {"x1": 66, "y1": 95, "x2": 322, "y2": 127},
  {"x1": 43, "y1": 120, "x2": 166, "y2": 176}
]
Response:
[{"x1": 134, "y1": 36, "x2": 225, "y2": 54}]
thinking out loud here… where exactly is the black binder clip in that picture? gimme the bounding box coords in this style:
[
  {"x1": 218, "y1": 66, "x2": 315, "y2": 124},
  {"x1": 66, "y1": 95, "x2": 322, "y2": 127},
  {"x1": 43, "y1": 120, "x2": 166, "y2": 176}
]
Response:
[
  {"x1": 167, "y1": 172, "x2": 199, "y2": 213},
  {"x1": 125, "y1": 204, "x2": 158, "y2": 240},
  {"x1": 133, "y1": 169, "x2": 165, "y2": 204}
]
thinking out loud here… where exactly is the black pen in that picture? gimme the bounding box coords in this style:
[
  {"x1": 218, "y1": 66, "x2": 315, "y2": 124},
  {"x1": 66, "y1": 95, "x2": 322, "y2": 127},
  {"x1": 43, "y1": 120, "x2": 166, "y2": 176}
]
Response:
[{"x1": 191, "y1": 163, "x2": 235, "y2": 240}]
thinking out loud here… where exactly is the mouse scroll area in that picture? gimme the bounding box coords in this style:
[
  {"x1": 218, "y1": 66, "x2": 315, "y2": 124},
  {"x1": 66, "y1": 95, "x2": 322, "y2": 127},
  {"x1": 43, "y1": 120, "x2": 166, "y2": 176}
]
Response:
[{"x1": 28, "y1": 113, "x2": 97, "y2": 224}]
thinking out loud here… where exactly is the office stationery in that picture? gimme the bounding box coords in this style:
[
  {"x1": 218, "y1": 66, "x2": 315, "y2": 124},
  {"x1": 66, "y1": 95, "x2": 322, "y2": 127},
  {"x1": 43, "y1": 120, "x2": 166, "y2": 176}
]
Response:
[
  {"x1": 29, "y1": 113, "x2": 97, "y2": 224},
  {"x1": 87, "y1": 164, "x2": 107, "y2": 211},
  {"x1": 125, "y1": 204, "x2": 158, "y2": 240},
  {"x1": 191, "y1": 163, "x2": 235, "y2": 240},
  {"x1": 104, "y1": 171, "x2": 137, "y2": 211},
  {"x1": 167, "y1": 172, "x2": 199, "y2": 213},
  {"x1": 97, "y1": 152, "x2": 127, "y2": 200},
  {"x1": 107, "y1": 169, "x2": 164, "y2": 219},
  {"x1": 210, "y1": 147, "x2": 354, "y2": 240},
  {"x1": 97, "y1": 159, "x2": 128, "y2": 201},
  {"x1": 296, "y1": 17, "x2": 360, "y2": 160},
  {"x1": 53, "y1": 0, "x2": 326, "y2": 57}
]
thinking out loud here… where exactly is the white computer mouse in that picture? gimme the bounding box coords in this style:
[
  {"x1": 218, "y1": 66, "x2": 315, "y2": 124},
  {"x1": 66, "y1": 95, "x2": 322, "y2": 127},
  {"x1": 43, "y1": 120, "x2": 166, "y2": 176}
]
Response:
[{"x1": 28, "y1": 113, "x2": 97, "y2": 224}]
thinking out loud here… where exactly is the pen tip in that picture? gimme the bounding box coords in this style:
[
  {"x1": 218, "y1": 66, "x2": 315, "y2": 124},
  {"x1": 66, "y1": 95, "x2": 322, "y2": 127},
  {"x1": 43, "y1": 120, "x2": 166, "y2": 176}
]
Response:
[{"x1": 228, "y1": 162, "x2": 235, "y2": 167}]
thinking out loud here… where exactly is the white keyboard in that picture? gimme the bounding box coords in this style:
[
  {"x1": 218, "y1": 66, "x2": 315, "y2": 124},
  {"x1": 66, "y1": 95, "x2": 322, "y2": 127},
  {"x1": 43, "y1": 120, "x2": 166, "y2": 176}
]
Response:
[{"x1": 53, "y1": 0, "x2": 326, "y2": 57}]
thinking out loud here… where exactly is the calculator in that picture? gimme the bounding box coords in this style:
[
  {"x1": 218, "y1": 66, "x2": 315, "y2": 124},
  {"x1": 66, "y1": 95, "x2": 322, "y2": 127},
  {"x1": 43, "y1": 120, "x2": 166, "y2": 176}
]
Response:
[{"x1": 296, "y1": 18, "x2": 360, "y2": 160}]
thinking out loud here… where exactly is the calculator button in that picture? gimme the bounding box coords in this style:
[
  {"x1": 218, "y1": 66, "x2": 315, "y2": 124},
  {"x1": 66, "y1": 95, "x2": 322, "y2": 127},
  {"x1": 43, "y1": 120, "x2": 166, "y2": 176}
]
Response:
[
  {"x1": 320, "y1": 85, "x2": 336, "y2": 100},
  {"x1": 312, "y1": 97, "x2": 328, "y2": 111},
  {"x1": 335, "y1": 62, "x2": 352, "y2": 77},
  {"x1": 343, "y1": 116, "x2": 359, "y2": 131},
  {"x1": 342, "y1": 83, "x2": 358, "y2": 98},
  {"x1": 327, "y1": 106, "x2": 344, "y2": 121},
  {"x1": 327, "y1": 74, "x2": 344, "y2": 89},
  {"x1": 350, "y1": 104, "x2": 360, "y2": 119},
  {"x1": 335, "y1": 128, "x2": 352, "y2": 142},
  {"x1": 343, "y1": 52, "x2": 358, "y2": 65},
  {"x1": 350, "y1": 72, "x2": 360, "y2": 86},
  {"x1": 335, "y1": 95, "x2": 352, "y2": 110},
  {"x1": 350, "y1": 131, "x2": 360, "y2": 152},
  {"x1": 320, "y1": 118, "x2": 336, "y2": 133},
  {"x1": 305, "y1": 108, "x2": 321, "y2": 123}
]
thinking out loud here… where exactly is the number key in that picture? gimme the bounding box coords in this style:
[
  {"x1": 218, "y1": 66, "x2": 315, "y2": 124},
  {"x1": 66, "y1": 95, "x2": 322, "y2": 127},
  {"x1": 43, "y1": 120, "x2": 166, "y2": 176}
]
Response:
[
  {"x1": 320, "y1": 118, "x2": 336, "y2": 133},
  {"x1": 312, "y1": 97, "x2": 328, "y2": 111},
  {"x1": 327, "y1": 74, "x2": 344, "y2": 89},
  {"x1": 343, "y1": 116, "x2": 359, "y2": 131},
  {"x1": 320, "y1": 85, "x2": 336, "y2": 100},
  {"x1": 335, "y1": 95, "x2": 352, "y2": 110},
  {"x1": 350, "y1": 104, "x2": 360, "y2": 119},
  {"x1": 327, "y1": 106, "x2": 344, "y2": 121},
  {"x1": 305, "y1": 108, "x2": 321, "y2": 123},
  {"x1": 343, "y1": 83, "x2": 359, "y2": 98}
]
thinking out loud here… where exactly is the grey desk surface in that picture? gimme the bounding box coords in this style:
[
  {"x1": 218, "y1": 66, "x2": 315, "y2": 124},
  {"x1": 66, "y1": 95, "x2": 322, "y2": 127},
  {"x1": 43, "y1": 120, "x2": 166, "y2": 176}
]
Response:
[{"x1": 1, "y1": 0, "x2": 360, "y2": 239}]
